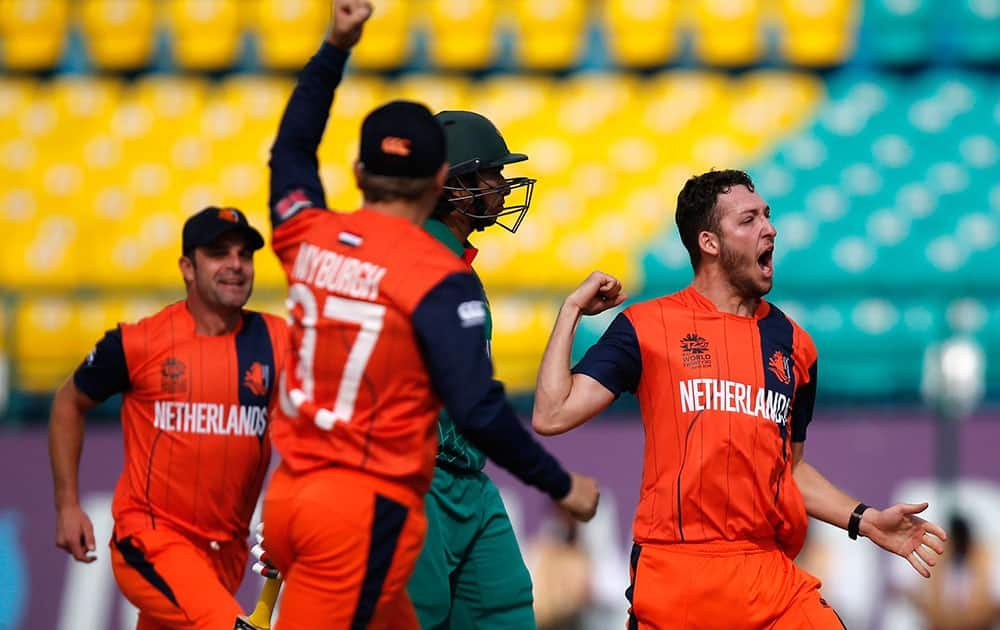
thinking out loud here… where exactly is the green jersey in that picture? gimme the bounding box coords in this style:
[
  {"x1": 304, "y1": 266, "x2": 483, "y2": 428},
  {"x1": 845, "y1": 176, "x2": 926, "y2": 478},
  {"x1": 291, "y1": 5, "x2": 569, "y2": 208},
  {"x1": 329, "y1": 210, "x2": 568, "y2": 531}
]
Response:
[{"x1": 424, "y1": 218, "x2": 490, "y2": 472}]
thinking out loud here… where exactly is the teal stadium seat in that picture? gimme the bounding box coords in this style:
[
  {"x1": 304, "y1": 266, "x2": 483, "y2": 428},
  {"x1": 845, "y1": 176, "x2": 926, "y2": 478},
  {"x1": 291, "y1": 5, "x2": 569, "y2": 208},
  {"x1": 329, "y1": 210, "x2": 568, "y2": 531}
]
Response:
[
  {"x1": 953, "y1": 0, "x2": 1000, "y2": 64},
  {"x1": 864, "y1": 0, "x2": 935, "y2": 66},
  {"x1": 640, "y1": 68, "x2": 1000, "y2": 396}
]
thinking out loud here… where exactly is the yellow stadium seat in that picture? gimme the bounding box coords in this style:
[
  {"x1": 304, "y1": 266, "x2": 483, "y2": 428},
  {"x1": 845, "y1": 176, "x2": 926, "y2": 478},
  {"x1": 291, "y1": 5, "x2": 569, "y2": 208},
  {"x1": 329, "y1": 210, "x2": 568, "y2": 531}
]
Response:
[
  {"x1": 164, "y1": 0, "x2": 242, "y2": 70},
  {"x1": 0, "y1": 186, "x2": 42, "y2": 288},
  {"x1": 13, "y1": 95, "x2": 58, "y2": 144},
  {"x1": 640, "y1": 71, "x2": 727, "y2": 136},
  {"x1": 326, "y1": 75, "x2": 387, "y2": 124},
  {"x1": 46, "y1": 77, "x2": 122, "y2": 147},
  {"x1": 246, "y1": 292, "x2": 288, "y2": 319},
  {"x1": 490, "y1": 296, "x2": 559, "y2": 390},
  {"x1": 427, "y1": 0, "x2": 498, "y2": 71},
  {"x1": 468, "y1": 75, "x2": 553, "y2": 131},
  {"x1": 13, "y1": 297, "x2": 84, "y2": 392},
  {"x1": 730, "y1": 71, "x2": 823, "y2": 139},
  {"x1": 351, "y1": 0, "x2": 411, "y2": 70},
  {"x1": 512, "y1": 0, "x2": 586, "y2": 71},
  {"x1": 248, "y1": 0, "x2": 326, "y2": 71},
  {"x1": 604, "y1": 0, "x2": 681, "y2": 67},
  {"x1": 79, "y1": 0, "x2": 156, "y2": 71},
  {"x1": 77, "y1": 298, "x2": 122, "y2": 342},
  {"x1": 5, "y1": 211, "x2": 82, "y2": 289},
  {"x1": 555, "y1": 73, "x2": 638, "y2": 136},
  {"x1": 395, "y1": 75, "x2": 471, "y2": 114},
  {"x1": 90, "y1": 211, "x2": 187, "y2": 289},
  {"x1": 217, "y1": 76, "x2": 293, "y2": 164},
  {"x1": 216, "y1": 160, "x2": 267, "y2": 212},
  {"x1": 691, "y1": 0, "x2": 766, "y2": 66},
  {"x1": 0, "y1": 0, "x2": 69, "y2": 71},
  {"x1": 776, "y1": 0, "x2": 857, "y2": 67},
  {"x1": 133, "y1": 75, "x2": 207, "y2": 121},
  {"x1": 79, "y1": 296, "x2": 165, "y2": 336},
  {"x1": 0, "y1": 79, "x2": 37, "y2": 121},
  {"x1": 48, "y1": 76, "x2": 121, "y2": 120},
  {"x1": 220, "y1": 75, "x2": 294, "y2": 123}
]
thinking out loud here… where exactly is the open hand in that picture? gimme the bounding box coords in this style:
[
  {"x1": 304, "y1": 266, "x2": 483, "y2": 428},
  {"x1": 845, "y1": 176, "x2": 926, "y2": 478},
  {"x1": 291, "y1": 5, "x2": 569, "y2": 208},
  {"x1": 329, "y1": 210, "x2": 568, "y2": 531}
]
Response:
[
  {"x1": 328, "y1": 0, "x2": 373, "y2": 50},
  {"x1": 864, "y1": 502, "x2": 947, "y2": 578}
]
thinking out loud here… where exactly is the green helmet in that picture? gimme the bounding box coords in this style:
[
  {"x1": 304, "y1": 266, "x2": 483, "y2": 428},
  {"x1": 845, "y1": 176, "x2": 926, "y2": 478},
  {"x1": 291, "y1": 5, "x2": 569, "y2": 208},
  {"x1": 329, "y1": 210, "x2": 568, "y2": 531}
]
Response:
[{"x1": 435, "y1": 110, "x2": 536, "y2": 233}]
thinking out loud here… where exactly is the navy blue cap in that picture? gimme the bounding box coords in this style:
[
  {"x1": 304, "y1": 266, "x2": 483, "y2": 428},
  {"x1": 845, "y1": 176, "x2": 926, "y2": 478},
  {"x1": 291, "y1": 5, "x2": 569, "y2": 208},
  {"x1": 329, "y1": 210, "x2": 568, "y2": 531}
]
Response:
[
  {"x1": 181, "y1": 206, "x2": 265, "y2": 255},
  {"x1": 359, "y1": 100, "x2": 446, "y2": 178}
]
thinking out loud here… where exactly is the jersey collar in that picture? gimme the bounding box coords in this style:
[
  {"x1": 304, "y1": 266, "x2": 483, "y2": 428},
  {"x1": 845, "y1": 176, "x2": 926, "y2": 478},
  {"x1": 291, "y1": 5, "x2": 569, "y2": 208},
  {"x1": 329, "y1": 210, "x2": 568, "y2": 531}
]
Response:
[
  {"x1": 424, "y1": 217, "x2": 470, "y2": 260},
  {"x1": 684, "y1": 285, "x2": 771, "y2": 320},
  {"x1": 179, "y1": 300, "x2": 246, "y2": 336}
]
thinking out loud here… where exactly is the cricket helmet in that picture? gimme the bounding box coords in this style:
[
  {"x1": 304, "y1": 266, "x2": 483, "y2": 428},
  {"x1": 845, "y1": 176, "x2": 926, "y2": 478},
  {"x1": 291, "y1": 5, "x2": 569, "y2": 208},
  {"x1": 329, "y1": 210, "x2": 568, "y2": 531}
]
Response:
[{"x1": 434, "y1": 110, "x2": 536, "y2": 233}]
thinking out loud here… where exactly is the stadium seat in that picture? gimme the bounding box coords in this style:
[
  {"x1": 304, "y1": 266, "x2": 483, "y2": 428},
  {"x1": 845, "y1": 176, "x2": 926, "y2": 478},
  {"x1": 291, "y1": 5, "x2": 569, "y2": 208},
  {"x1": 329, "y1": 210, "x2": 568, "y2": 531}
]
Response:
[
  {"x1": 864, "y1": 0, "x2": 934, "y2": 66},
  {"x1": 776, "y1": 0, "x2": 857, "y2": 67},
  {"x1": 128, "y1": 76, "x2": 207, "y2": 151},
  {"x1": 426, "y1": 0, "x2": 498, "y2": 71},
  {"x1": 0, "y1": 0, "x2": 69, "y2": 71},
  {"x1": 468, "y1": 75, "x2": 554, "y2": 132},
  {"x1": 248, "y1": 0, "x2": 326, "y2": 71},
  {"x1": 691, "y1": 0, "x2": 766, "y2": 67},
  {"x1": 13, "y1": 297, "x2": 83, "y2": 392},
  {"x1": 246, "y1": 293, "x2": 288, "y2": 320},
  {"x1": 953, "y1": 0, "x2": 1000, "y2": 64},
  {"x1": 511, "y1": 0, "x2": 587, "y2": 71},
  {"x1": 351, "y1": 0, "x2": 411, "y2": 70},
  {"x1": 490, "y1": 297, "x2": 560, "y2": 391},
  {"x1": 164, "y1": 0, "x2": 242, "y2": 71},
  {"x1": 396, "y1": 74, "x2": 471, "y2": 114},
  {"x1": 78, "y1": 0, "x2": 157, "y2": 71},
  {"x1": 604, "y1": 0, "x2": 681, "y2": 68}
]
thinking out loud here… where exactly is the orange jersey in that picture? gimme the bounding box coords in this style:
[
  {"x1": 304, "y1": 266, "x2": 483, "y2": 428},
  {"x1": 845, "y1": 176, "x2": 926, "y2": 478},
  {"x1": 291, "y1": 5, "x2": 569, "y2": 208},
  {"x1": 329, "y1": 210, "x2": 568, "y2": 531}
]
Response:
[
  {"x1": 573, "y1": 286, "x2": 817, "y2": 550},
  {"x1": 270, "y1": 206, "x2": 471, "y2": 494},
  {"x1": 74, "y1": 302, "x2": 288, "y2": 543}
]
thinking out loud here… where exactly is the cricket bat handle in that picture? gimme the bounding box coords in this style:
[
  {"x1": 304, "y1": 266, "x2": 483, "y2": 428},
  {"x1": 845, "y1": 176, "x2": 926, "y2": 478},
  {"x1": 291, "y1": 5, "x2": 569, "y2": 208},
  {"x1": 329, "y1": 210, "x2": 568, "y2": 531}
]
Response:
[{"x1": 236, "y1": 577, "x2": 282, "y2": 630}]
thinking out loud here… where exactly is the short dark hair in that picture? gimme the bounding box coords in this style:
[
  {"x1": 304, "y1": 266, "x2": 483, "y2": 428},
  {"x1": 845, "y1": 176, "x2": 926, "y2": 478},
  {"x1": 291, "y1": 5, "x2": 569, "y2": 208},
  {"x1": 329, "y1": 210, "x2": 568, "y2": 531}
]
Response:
[
  {"x1": 675, "y1": 169, "x2": 755, "y2": 269},
  {"x1": 358, "y1": 171, "x2": 439, "y2": 203}
]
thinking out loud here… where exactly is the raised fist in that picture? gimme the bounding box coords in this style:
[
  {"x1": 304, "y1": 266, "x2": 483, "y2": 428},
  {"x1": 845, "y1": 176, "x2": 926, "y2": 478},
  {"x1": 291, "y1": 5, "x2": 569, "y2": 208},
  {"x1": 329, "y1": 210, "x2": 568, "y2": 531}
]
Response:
[{"x1": 328, "y1": 0, "x2": 374, "y2": 50}]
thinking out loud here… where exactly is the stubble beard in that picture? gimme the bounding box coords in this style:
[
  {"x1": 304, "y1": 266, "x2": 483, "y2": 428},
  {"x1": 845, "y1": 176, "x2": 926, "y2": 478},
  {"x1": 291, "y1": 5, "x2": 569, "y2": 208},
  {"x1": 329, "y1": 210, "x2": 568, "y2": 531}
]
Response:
[
  {"x1": 720, "y1": 241, "x2": 771, "y2": 300},
  {"x1": 200, "y1": 274, "x2": 252, "y2": 310}
]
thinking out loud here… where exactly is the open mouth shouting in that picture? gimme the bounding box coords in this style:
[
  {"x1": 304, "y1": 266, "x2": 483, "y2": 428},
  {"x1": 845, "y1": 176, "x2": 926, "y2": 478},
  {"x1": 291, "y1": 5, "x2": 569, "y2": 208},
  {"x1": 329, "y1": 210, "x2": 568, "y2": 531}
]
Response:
[{"x1": 757, "y1": 246, "x2": 774, "y2": 278}]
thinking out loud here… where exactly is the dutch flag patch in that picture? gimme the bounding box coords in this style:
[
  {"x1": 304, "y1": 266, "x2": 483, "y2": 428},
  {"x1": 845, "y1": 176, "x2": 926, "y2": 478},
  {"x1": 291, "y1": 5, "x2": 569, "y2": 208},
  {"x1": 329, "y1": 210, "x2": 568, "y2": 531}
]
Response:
[{"x1": 338, "y1": 232, "x2": 363, "y2": 247}]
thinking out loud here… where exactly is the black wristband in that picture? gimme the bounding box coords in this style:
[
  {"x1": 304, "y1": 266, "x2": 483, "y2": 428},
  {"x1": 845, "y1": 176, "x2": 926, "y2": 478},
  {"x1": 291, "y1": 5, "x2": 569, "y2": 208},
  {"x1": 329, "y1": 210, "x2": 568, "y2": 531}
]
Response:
[{"x1": 848, "y1": 502, "x2": 870, "y2": 540}]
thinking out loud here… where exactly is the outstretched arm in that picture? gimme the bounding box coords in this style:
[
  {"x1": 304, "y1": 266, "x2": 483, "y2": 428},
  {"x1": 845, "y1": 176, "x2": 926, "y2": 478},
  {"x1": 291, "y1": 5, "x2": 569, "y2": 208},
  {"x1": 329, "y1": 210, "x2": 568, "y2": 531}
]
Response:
[
  {"x1": 533, "y1": 271, "x2": 627, "y2": 436},
  {"x1": 413, "y1": 272, "x2": 600, "y2": 522},
  {"x1": 269, "y1": 0, "x2": 373, "y2": 224},
  {"x1": 792, "y1": 443, "x2": 948, "y2": 577}
]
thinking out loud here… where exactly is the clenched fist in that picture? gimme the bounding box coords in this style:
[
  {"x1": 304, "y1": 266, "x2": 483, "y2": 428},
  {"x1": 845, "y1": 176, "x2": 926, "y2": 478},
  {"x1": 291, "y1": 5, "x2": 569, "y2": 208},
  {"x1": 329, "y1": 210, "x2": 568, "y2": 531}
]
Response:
[
  {"x1": 559, "y1": 473, "x2": 600, "y2": 522},
  {"x1": 566, "y1": 271, "x2": 626, "y2": 316},
  {"x1": 328, "y1": 0, "x2": 374, "y2": 50}
]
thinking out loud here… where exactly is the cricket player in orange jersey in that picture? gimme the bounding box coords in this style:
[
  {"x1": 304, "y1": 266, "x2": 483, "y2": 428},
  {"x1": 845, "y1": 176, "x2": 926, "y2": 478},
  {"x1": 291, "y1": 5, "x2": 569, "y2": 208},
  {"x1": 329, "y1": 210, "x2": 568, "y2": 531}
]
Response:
[
  {"x1": 533, "y1": 169, "x2": 948, "y2": 629},
  {"x1": 48, "y1": 207, "x2": 288, "y2": 629},
  {"x1": 259, "y1": 2, "x2": 599, "y2": 629}
]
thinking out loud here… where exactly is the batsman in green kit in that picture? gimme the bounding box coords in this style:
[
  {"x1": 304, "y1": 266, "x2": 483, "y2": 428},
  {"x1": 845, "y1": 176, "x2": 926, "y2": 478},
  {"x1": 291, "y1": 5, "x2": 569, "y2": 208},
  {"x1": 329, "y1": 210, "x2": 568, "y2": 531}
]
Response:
[{"x1": 408, "y1": 110, "x2": 539, "y2": 629}]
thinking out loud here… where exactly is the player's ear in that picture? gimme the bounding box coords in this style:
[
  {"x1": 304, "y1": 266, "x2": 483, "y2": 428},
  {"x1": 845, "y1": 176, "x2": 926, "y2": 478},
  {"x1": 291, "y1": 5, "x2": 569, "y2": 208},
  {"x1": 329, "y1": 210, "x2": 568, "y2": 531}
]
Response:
[
  {"x1": 179, "y1": 254, "x2": 195, "y2": 285},
  {"x1": 353, "y1": 160, "x2": 363, "y2": 187},
  {"x1": 699, "y1": 230, "x2": 720, "y2": 258},
  {"x1": 433, "y1": 161, "x2": 449, "y2": 192}
]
